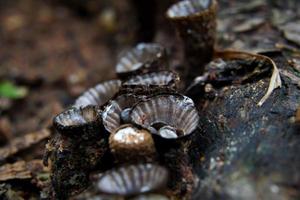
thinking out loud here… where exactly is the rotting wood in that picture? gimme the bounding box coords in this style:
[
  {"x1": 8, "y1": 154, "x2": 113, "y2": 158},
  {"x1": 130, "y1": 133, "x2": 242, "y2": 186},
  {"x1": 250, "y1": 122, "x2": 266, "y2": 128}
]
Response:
[{"x1": 0, "y1": 129, "x2": 50, "y2": 164}]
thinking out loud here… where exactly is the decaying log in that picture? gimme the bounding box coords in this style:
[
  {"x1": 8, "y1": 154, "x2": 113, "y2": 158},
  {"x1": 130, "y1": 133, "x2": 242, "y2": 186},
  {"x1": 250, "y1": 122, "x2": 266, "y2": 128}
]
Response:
[{"x1": 190, "y1": 52, "x2": 300, "y2": 199}]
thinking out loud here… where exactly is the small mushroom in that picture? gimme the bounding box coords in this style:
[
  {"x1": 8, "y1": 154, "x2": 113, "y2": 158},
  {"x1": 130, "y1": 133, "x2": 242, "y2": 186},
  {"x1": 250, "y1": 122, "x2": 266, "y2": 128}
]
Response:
[
  {"x1": 95, "y1": 163, "x2": 169, "y2": 196},
  {"x1": 109, "y1": 124, "x2": 156, "y2": 163},
  {"x1": 116, "y1": 43, "x2": 168, "y2": 79},
  {"x1": 166, "y1": 0, "x2": 217, "y2": 78},
  {"x1": 52, "y1": 106, "x2": 109, "y2": 199},
  {"x1": 129, "y1": 92, "x2": 200, "y2": 192},
  {"x1": 53, "y1": 105, "x2": 103, "y2": 140},
  {"x1": 130, "y1": 94, "x2": 199, "y2": 142}
]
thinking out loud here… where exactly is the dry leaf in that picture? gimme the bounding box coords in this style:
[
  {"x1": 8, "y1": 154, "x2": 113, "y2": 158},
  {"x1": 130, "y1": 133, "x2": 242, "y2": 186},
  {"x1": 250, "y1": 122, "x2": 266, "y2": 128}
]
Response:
[{"x1": 214, "y1": 50, "x2": 282, "y2": 106}]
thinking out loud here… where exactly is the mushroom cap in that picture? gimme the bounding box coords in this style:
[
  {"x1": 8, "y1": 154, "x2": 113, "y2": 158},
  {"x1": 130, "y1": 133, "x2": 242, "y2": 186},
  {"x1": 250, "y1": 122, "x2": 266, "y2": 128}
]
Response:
[
  {"x1": 74, "y1": 79, "x2": 121, "y2": 108},
  {"x1": 116, "y1": 43, "x2": 168, "y2": 78},
  {"x1": 95, "y1": 163, "x2": 168, "y2": 196},
  {"x1": 121, "y1": 71, "x2": 180, "y2": 95},
  {"x1": 130, "y1": 94, "x2": 200, "y2": 140},
  {"x1": 166, "y1": 0, "x2": 216, "y2": 19},
  {"x1": 123, "y1": 71, "x2": 179, "y2": 87},
  {"x1": 53, "y1": 106, "x2": 102, "y2": 139}
]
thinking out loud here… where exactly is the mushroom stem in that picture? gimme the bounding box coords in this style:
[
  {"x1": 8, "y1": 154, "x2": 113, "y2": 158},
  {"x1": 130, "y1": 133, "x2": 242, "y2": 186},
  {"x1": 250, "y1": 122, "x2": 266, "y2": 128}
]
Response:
[{"x1": 166, "y1": 0, "x2": 218, "y2": 80}]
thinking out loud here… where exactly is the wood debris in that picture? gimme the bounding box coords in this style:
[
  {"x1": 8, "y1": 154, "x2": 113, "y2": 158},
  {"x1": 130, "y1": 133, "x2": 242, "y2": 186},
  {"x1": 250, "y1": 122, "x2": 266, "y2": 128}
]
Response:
[
  {"x1": 0, "y1": 160, "x2": 47, "y2": 182},
  {"x1": 0, "y1": 129, "x2": 50, "y2": 164},
  {"x1": 0, "y1": 161, "x2": 31, "y2": 181}
]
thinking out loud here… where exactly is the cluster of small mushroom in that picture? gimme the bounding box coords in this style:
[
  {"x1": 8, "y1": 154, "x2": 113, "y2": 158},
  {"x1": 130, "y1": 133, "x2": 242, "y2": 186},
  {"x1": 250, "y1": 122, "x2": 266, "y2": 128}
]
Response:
[
  {"x1": 50, "y1": 42, "x2": 200, "y2": 199},
  {"x1": 47, "y1": 0, "x2": 219, "y2": 199}
]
